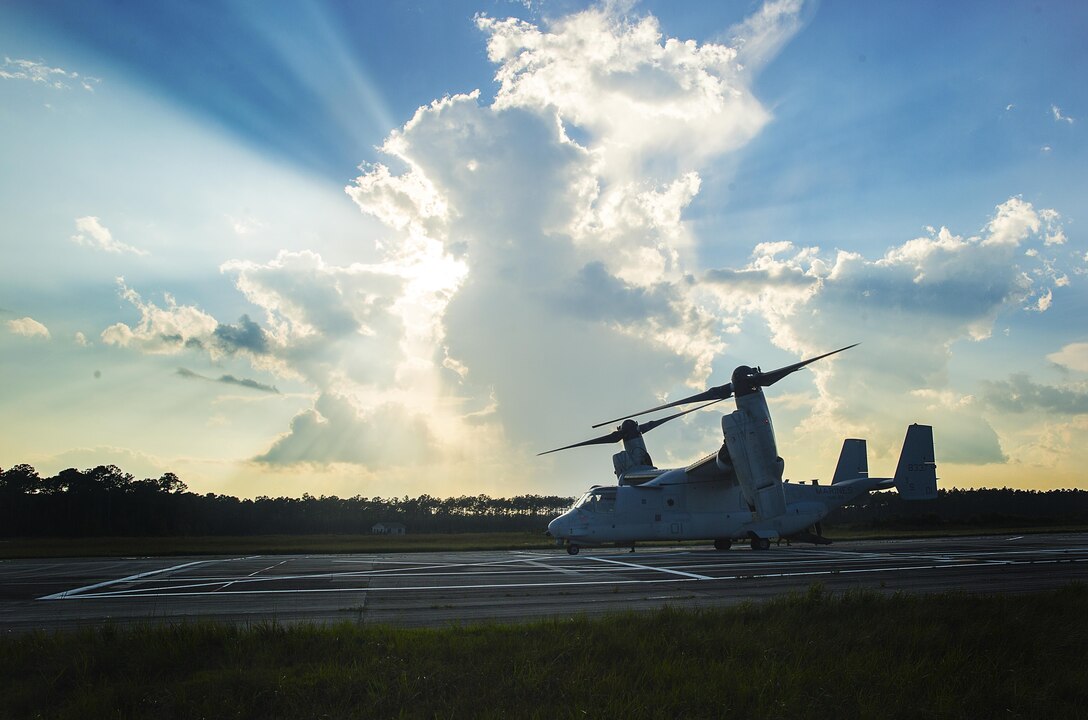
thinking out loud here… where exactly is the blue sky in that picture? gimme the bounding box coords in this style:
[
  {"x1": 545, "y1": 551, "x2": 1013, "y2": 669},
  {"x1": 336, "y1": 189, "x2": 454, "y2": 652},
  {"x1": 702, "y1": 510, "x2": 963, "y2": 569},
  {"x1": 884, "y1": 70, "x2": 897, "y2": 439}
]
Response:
[{"x1": 2, "y1": 0, "x2": 1086, "y2": 499}]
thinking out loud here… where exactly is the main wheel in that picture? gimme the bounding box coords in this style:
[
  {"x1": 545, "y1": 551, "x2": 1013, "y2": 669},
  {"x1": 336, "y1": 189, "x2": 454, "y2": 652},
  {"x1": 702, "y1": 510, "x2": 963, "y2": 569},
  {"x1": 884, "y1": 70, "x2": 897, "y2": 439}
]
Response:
[
  {"x1": 750, "y1": 537, "x2": 771, "y2": 551},
  {"x1": 713, "y1": 538, "x2": 732, "y2": 551},
  {"x1": 566, "y1": 544, "x2": 580, "y2": 555}
]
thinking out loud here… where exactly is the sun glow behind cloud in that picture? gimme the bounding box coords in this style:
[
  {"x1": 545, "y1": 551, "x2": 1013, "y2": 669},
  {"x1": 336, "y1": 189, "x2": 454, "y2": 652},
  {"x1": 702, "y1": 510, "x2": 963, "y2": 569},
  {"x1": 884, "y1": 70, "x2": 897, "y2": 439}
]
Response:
[{"x1": 2, "y1": 0, "x2": 1086, "y2": 498}]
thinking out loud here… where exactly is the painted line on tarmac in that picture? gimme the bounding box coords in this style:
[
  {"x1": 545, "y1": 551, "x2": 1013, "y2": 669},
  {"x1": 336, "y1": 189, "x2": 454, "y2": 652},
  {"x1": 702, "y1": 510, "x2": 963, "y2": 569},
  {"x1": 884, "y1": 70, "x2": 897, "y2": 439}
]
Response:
[
  {"x1": 517, "y1": 558, "x2": 583, "y2": 576},
  {"x1": 57, "y1": 577, "x2": 694, "y2": 599},
  {"x1": 587, "y1": 555, "x2": 713, "y2": 580},
  {"x1": 40, "y1": 557, "x2": 1088, "y2": 600},
  {"x1": 39, "y1": 560, "x2": 214, "y2": 600},
  {"x1": 37, "y1": 556, "x2": 261, "y2": 600},
  {"x1": 216, "y1": 559, "x2": 290, "y2": 592}
]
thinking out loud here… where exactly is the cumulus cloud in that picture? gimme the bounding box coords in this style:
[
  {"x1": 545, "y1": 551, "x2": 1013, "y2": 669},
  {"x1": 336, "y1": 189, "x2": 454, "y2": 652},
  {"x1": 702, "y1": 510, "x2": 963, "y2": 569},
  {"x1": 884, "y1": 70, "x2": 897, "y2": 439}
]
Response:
[
  {"x1": 477, "y1": 4, "x2": 787, "y2": 181},
  {"x1": 1048, "y1": 342, "x2": 1088, "y2": 373},
  {"x1": 0, "y1": 57, "x2": 100, "y2": 91},
  {"x1": 980, "y1": 374, "x2": 1088, "y2": 415},
  {"x1": 254, "y1": 393, "x2": 435, "y2": 466},
  {"x1": 700, "y1": 197, "x2": 1072, "y2": 464},
  {"x1": 7, "y1": 316, "x2": 50, "y2": 338},
  {"x1": 102, "y1": 281, "x2": 289, "y2": 372},
  {"x1": 339, "y1": 3, "x2": 805, "y2": 447},
  {"x1": 101, "y1": 280, "x2": 218, "y2": 354},
  {"x1": 192, "y1": 1, "x2": 803, "y2": 474},
  {"x1": 212, "y1": 315, "x2": 271, "y2": 355},
  {"x1": 103, "y1": 248, "x2": 444, "y2": 470},
  {"x1": 982, "y1": 196, "x2": 1040, "y2": 247},
  {"x1": 71, "y1": 216, "x2": 148, "y2": 255},
  {"x1": 94, "y1": 2, "x2": 1079, "y2": 489}
]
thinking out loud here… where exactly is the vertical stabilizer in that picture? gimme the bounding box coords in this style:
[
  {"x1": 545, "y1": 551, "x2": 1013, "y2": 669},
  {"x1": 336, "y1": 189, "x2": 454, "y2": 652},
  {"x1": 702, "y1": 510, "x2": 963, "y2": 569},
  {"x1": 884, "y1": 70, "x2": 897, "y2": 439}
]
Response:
[
  {"x1": 894, "y1": 424, "x2": 938, "y2": 500},
  {"x1": 832, "y1": 439, "x2": 868, "y2": 484}
]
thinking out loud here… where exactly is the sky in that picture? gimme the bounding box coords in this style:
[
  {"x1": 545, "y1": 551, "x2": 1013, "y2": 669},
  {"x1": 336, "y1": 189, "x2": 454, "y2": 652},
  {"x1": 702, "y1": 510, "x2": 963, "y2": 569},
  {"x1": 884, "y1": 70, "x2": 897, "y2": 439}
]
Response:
[{"x1": 1, "y1": 0, "x2": 1086, "y2": 500}]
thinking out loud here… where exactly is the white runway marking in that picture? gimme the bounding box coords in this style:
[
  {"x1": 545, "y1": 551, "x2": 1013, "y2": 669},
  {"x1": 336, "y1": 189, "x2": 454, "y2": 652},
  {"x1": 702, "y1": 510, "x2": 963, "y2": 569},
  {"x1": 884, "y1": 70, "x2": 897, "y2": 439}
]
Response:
[
  {"x1": 587, "y1": 555, "x2": 713, "y2": 580},
  {"x1": 516, "y1": 558, "x2": 584, "y2": 576},
  {"x1": 61, "y1": 576, "x2": 691, "y2": 599},
  {"x1": 39, "y1": 560, "x2": 214, "y2": 600},
  {"x1": 34, "y1": 544, "x2": 1088, "y2": 602}
]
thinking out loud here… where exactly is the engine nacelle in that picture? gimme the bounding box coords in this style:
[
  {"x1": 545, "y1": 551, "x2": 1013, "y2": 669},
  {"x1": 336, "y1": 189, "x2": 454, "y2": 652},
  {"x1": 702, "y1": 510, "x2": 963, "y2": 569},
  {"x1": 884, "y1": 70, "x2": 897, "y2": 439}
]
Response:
[
  {"x1": 722, "y1": 408, "x2": 787, "y2": 519},
  {"x1": 715, "y1": 443, "x2": 733, "y2": 474}
]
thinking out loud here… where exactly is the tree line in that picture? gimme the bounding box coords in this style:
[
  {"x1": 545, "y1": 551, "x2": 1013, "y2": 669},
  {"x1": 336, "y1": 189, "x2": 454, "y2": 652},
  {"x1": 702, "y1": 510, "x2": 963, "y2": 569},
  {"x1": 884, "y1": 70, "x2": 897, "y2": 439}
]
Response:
[
  {"x1": 0, "y1": 464, "x2": 573, "y2": 537},
  {"x1": 2, "y1": 463, "x2": 1086, "y2": 537},
  {"x1": 825, "y1": 486, "x2": 1088, "y2": 529}
]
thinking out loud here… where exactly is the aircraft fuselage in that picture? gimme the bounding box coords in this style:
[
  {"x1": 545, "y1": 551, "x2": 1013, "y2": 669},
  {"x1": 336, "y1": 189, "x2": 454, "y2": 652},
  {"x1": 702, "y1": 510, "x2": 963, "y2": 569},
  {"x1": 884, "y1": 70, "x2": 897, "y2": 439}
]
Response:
[{"x1": 546, "y1": 468, "x2": 873, "y2": 548}]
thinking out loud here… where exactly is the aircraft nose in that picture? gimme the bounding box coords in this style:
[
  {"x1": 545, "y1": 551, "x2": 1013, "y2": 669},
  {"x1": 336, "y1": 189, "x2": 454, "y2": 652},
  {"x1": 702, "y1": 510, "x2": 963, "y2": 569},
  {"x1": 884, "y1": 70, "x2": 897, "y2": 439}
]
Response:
[{"x1": 547, "y1": 515, "x2": 566, "y2": 538}]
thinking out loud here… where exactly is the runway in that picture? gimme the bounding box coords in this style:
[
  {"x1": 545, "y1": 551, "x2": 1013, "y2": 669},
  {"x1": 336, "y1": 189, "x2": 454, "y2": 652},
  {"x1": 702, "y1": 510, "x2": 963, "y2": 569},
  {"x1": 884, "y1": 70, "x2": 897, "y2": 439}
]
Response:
[{"x1": 2, "y1": 533, "x2": 1086, "y2": 632}]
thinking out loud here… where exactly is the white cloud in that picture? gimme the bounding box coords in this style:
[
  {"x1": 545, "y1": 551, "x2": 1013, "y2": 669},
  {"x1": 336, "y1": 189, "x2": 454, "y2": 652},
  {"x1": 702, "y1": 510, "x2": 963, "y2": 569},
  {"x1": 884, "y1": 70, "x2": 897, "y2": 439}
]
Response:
[
  {"x1": 101, "y1": 280, "x2": 218, "y2": 354},
  {"x1": 74, "y1": 331, "x2": 90, "y2": 347},
  {"x1": 1051, "y1": 104, "x2": 1074, "y2": 124},
  {"x1": 239, "y1": 0, "x2": 799, "y2": 477},
  {"x1": 981, "y1": 374, "x2": 1088, "y2": 415},
  {"x1": 221, "y1": 249, "x2": 419, "y2": 392},
  {"x1": 7, "y1": 316, "x2": 50, "y2": 338},
  {"x1": 700, "y1": 197, "x2": 1071, "y2": 465},
  {"x1": 1048, "y1": 343, "x2": 1088, "y2": 373},
  {"x1": 981, "y1": 196, "x2": 1040, "y2": 247},
  {"x1": 93, "y1": 2, "x2": 1082, "y2": 489},
  {"x1": 254, "y1": 393, "x2": 436, "y2": 466},
  {"x1": 71, "y1": 216, "x2": 148, "y2": 256},
  {"x1": 228, "y1": 215, "x2": 265, "y2": 236},
  {"x1": 477, "y1": 2, "x2": 792, "y2": 181},
  {"x1": 1031, "y1": 288, "x2": 1052, "y2": 313},
  {"x1": 727, "y1": 0, "x2": 806, "y2": 73},
  {"x1": 0, "y1": 56, "x2": 100, "y2": 91}
]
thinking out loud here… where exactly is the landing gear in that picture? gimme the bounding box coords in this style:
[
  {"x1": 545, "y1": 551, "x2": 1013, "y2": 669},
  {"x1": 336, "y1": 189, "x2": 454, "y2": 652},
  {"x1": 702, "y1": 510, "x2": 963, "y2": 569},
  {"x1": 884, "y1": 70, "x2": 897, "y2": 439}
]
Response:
[
  {"x1": 566, "y1": 544, "x2": 580, "y2": 555},
  {"x1": 713, "y1": 538, "x2": 732, "y2": 551},
  {"x1": 750, "y1": 537, "x2": 771, "y2": 551}
]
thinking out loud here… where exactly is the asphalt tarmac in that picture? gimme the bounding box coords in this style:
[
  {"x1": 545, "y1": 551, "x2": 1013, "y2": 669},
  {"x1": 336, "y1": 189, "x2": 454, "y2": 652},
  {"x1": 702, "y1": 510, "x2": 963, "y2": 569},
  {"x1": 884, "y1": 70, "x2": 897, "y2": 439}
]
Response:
[{"x1": 2, "y1": 533, "x2": 1085, "y2": 632}]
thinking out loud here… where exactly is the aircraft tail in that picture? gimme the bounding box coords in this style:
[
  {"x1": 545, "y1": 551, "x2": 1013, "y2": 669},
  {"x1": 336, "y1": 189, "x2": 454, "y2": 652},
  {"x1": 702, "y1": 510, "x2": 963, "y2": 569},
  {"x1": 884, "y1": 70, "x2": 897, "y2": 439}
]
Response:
[
  {"x1": 893, "y1": 424, "x2": 938, "y2": 500},
  {"x1": 832, "y1": 439, "x2": 868, "y2": 484}
]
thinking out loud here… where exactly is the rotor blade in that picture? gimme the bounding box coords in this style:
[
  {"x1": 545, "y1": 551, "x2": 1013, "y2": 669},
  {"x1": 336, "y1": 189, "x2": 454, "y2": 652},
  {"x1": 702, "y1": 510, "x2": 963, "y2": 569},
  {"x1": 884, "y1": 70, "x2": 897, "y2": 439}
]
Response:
[
  {"x1": 591, "y1": 383, "x2": 732, "y2": 428},
  {"x1": 635, "y1": 398, "x2": 724, "y2": 434},
  {"x1": 755, "y1": 343, "x2": 858, "y2": 387},
  {"x1": 537, "y1": 429, "x2": 624, "y2": 456},
  {"x1": 540, "y1": 399, "x2": 724, "y2": 457}
]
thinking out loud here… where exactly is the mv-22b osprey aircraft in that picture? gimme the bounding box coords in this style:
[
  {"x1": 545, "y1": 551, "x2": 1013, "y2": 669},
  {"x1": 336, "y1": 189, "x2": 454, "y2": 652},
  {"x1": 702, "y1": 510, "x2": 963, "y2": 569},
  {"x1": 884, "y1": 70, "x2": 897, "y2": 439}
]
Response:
[{"x1": 542, "y1": 345, "x2": 937, "y2": 554}]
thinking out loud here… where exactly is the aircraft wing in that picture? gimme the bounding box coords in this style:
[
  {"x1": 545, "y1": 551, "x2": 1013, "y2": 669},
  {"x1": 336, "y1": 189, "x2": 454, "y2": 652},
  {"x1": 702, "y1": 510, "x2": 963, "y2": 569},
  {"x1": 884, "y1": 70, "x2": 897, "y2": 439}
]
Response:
[{"x1": 684, "y1": 453, "x2": 737, "y2": 485}]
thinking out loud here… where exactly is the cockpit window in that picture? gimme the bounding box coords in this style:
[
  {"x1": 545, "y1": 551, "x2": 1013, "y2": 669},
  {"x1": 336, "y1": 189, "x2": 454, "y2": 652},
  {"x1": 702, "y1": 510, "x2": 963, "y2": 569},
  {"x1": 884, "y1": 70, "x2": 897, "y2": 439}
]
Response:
[{"x1": 574, "y1": 488, "x2": 616, "y2": 513}]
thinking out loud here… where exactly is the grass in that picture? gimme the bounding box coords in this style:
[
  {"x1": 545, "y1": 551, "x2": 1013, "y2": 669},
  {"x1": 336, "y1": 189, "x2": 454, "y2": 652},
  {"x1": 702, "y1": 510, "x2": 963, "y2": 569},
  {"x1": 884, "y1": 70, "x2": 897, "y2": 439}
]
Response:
[{"x1": 1, "y1": 584, "x2": 1085, "y2": 719}]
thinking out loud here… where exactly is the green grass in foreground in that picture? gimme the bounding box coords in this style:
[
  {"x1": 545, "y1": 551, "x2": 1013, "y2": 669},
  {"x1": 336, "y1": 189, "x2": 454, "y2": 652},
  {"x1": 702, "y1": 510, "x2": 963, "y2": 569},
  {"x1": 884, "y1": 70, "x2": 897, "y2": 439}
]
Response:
[{"x1": 1, "y1": 584, "x2": 1085, "y2": 720}]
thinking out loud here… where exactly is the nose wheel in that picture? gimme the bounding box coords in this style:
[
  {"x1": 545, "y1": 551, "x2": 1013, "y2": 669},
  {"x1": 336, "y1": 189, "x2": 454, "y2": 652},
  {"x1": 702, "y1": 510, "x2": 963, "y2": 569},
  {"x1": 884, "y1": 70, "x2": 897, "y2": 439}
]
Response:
[
  {"x1": 566, "y1": 544, "x2": 580, "y2": 555},
  {"x1": 750, "y1": 537, "x2": 771, "y2": 551}
]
